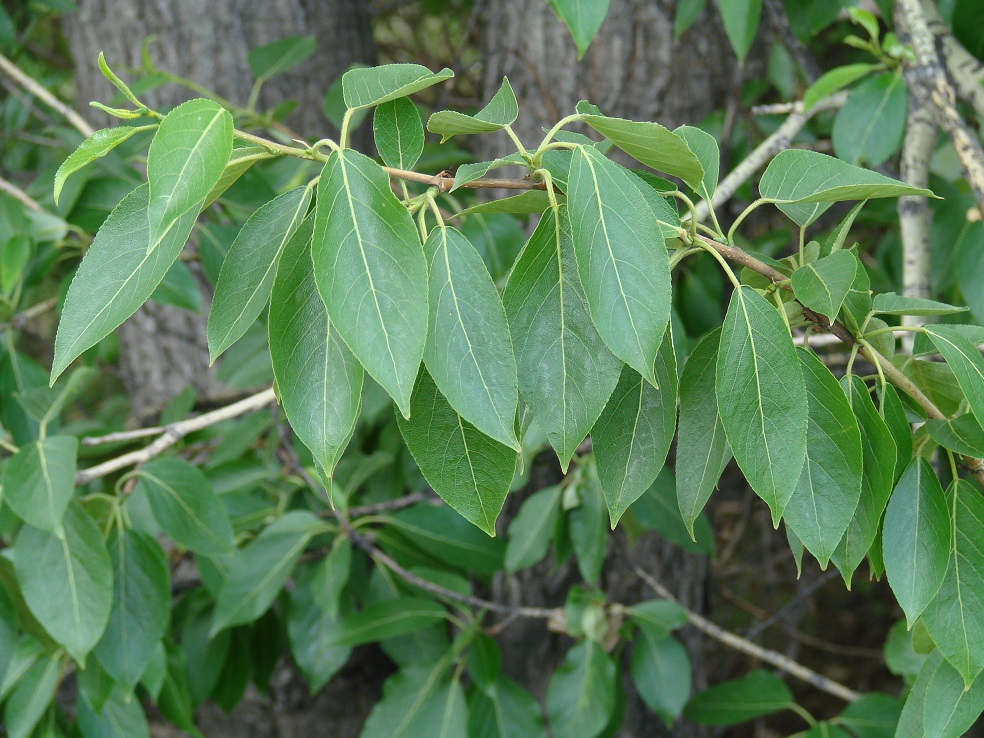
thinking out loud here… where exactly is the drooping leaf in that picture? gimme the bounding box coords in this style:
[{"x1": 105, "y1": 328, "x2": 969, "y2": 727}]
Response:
[
  {"x1": 567, "y1": 144, "x2": 671, "y2": 385},
  {"x1": 716, "y1": 0, "x2": 762, "y2": 63},
  {"x1": 324, "y1": 598, "x2": 447, "y2": 648},
  {"x1": 4, "y1": 653, "x2": 61, "y2": 738},
  {"x1": 269, "y1": 215, "x2": 362, "y2": 478},
  {"x1": 674, "y1": 0, "x2": 708, "y2": 37},
  {"x1": 466, "y1": 634, "x2": 501, "y2": 695},
  {"x1": 546, "y1": 641, "x2": 617, "y2": 738},
  {"x1": 803, "y1": 63, "x2": 879, "y2": 111},
  {"x1": 342, "y1": 63, "x2": 453, "y2": 110},
  {"x1": 631, "y1": 632, "x2": 691, "y2": 725},
  {"x1": 569, "y1": 466, "x2": 607, "y2": 584},
  {"x1": 926, "y1": 414, "x2": 984, "y2": 458},
  {"x1": 505, "y1": 485, "x2": 562, "y2": 573},
  {"x1": 830, "y1": 376, "x2": 897, "y2": 584},
  {"x1": 673, "y1": 125, "x2": 719, "y2": 202},
  {"x1": 593, "y1": 335, "x2": 677, "y2": 527},
  {"x1": 287, "y1": 566, "x2": 351, "y2": 691},
  {"x1": 676, "y1": 329, "x2": 731, "y2": 538},
  {"x1": 922, "y1": 480, "x2": 984, "y2": 687},
  {"x1": 247, "y1": 35, "x2": 315, "y2": 81},
  {"x1": 468, "y1": 676, "x2": 546, "y2": 738},
  {"x1": 922, "y1": 649, "x2": 984, "y2": 737},
  {"x1": 502, "y1": 208, "x2": 621, "y2": 470},
  {"x1": 93, "y1": 530, "x2": 170, "y2": 692},
  {"x1": 423, "y1": 226, "x2": 519, "y2": 449},
  {"x1": 455, "y1": 190, "x2": 554, "y2": 216},
  {"x1": 2, "y1": 436, "x2": 77, "y2": 535},
  {"x1": 782, "y1": 349, "x2": 863, "y2": 567},
  {"x1": 135, "y1": 457, "x2": 235, "y2": 557},
  {"x1": 146, "y1": 99, "x2": 233, "y2": 252},
  {"x1": 838, "y1": 693, "x2": 902, "y2": 738},
  {"x1": 312, "y1": 149, "x2": 427, "y2": 417},
  {"x1": 833, "y1": 72, "x2": 907, "y2": 167},
  {"x1": 312, "y1": 538, "x2": 352, "y2": 619},
  {"x1": 872, "y1": 293, "x2": 968, "y2": 317},
  {"x1": 51, "y1": 184, "x2": 198, "y2": 382},
  {"x1": 790, "y1": 250, "x2": 859, "y2": 323},
  {"x1": 759, "y1": 150, "x2": 935, "y2": 227},
  {"x1": 427, "y1": 77, "x2": 518, "y2": 140},
  {"x1": 880, "y1": 385, "x2": 912, "y2": 482},
  {"x1": 211, "y1": 511, "x2": 325, "y2": 634},
  {"x1": 581, "y1": 115, "x2": 704, "y2": 190},
  {"x1": 389, "y1": 504, "x2": 506, "y2": 575},
  {"x1": 208, "y1": 185, "x2": 312, "y2": 361},
  {"x1": 14, "y1": 503, "x2": 112, "y2": 664},
  {"x1": 360, "y1": 662, "x2": 467, "y2": 738},
  {"x1": 76, "y1": 685, "x2": 150, "y2": 738},
  {"x1": 631, "y1": 469, "x2": 716, "y2": 554},
  {"x1": 883, "y1": 458, "x2": 951, "y2": 626},
  {"x1": 396, "y1": 370, "x2": 516, "y2": 536},
  {"x1": 716, "y1": 286, "x2": 808, "y2": 522},
  {"x1": 924, "y1": 325, "x2": 984, "y2": 428},
  {"x1": 897, "y1": 652, "x2": 941, "y2": 738},
  {"x1": 459, "y1": 212, "x2": 526, "y2": 284},
  {"x1": 54, "y1": 125, "x2": 149, "y2": 205},
  {"x1": 683, "y1": 669, "x2": 794, "y2": 726},
  {"x1": 373, "y1": 97, "x2": 424, "y2": 171},
  {"x1": 547, "y1": 0, "x2": 613, "y2": 58}
]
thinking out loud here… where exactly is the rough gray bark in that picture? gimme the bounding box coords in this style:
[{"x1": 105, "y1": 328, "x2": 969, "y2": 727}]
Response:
[
  {"x1": 65, "y1": 0, "x2": 375, "y2": 416},
  {"x1": 478, "y1": 3, "x2": 746, "y2": 736}
]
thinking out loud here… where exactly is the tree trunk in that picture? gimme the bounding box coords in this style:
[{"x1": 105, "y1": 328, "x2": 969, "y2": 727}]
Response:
[
  {"x1": 64, "y1": 0, "x2": 375, "y2": 416},
  {"x1": 478, "y1": 3, "x2": 745, "y2": 736}
]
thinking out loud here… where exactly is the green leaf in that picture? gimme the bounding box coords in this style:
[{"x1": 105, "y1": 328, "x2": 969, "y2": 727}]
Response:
[
  {"x1": 135, "y1": 457, "x2": 235, "y2": 557},
  {"x1": 14, "y1": 504, "x2": 112, "y2": 664},
  {"x1": 3, "y1": 436, "x2": 77, "y2": 535},
  {"x1": 629, "y1": 171, "x2": 685, "y2": 241},
  {"x1": 547, "y1": 0, "x2": 612, "y2": 58},
  {"x1": 631, "y1": 469, "x2": 716, "y2": 554},
  {"x1": 51, "y1": 184, "x2": 197, "y2": 383},
  {"x1": 926, "y1": 414, "x2": 984, "y2": 458},
  {"x1": 459, "y1": 212, "x2": 525, "y2": 284},
  {"x1": 842, "y1": 254, "x2": 872, "y2": 334},
  {"x1": 146, "y1": 99, "x2": 233, "y2": 252},
  {"x1": 312, "y1": 149, "x2": 427, "y2": 418},
  {"x1": 567, "y1": 144, "x2": 671, "y2": 384},
  {"x1": 830, "y1": 377, "x2": 897, "y2": 584},
  {"x1": 505, "y1": 485, "x2": 562, "y2": 573},
  {"x1": 423, "y1": 226, "x2": 518, "y2": 449},
  {"x1": 673, "y1": 125, "x2": 719, "y2": 202},
  {"x1": 76, "y1": 685, "x2": 150, "y2": 738},
  {"x1": 468, "y1": 676, "x2": 546, "y2": 738},
  {"x1": 93, "y1": 530, "x2": 169, "y2": 692},
  {"x1": 872, "y1": 293, "x2": 968, "y2": 317},
  {"x1": 450, "y1": 153, "x2": 527, "y2": 192},
  {"x1": 897, "y1": 652, "x2": 941, "y2": 738},
  {"x1": 881, "y1": 385, "x2": 913, "y2": 482},
  {"x1": 269, "y1": 215, "x2": 362, "y2": 479},
  {"x1": 833, "y1": 73, "x2": 907, "y2": 167},
  {"x1": 676, "y1": 329, "x2": 731, "y2": 538},
  {"x1": 546, "y1": 641, "x2": 616, "y2": 738},
  {"x1": 360, "y1": 662, "x2": 467, "y2": 738},
  {"x1": 287, "y1": 566, "x2": 351, "y2": 691},
  {"x1": 208, "y1": 186, "x2": 311, "y2": 361},
  {"x1": 312, "y1": 538, "x2": 351, "y2": 619},
  {"x1": 342, "y1": 63, "x2": 453, "y2": 110},
  {"x1": 627, "y1": 599, "x2": 689, "y2": 639},
  {"x1": 455, "y1": 190, "x2": 554, "y2": 217},
  {"x1": 923, "y1": 649, "x2": 984, "y2": 737},
  {"x1": 569, "y1": 466, "x2": 607, "y2": 584},
  {"x1": 631, "y1": 632, "x2": 690, "y2": 725},
  {"x1": 211, "y1": 511, "x2": 324, "y2": 634},
  {"x1": 759, "y1": 150, "x2": 935, "y2": 227},
  {"x1": 389, "y1": 504, "x2": 506, "y2": 575},
  {"x1": 922, "y1": 480, "x2": 984, "y2": 687},
  {"x1": 4, "y1": 653, "x2": 61, "y2": 738},
  {"x1": 202, "y1": 142, "x2": 276, "y2": 210},
  {"x1": 427, "y1": 77, "x2": 518, "y2": 140},
  {"x1": 374, "y1": 97, "x2": 424, "y2": 170},
  {"x1": 594, "y1": 335, "x2": 677, "y2": 527},
  {"x1": 782, "y1": 349, "x2": 863, "y2": 567},
  {"x1": 466, "y1": 634, "x2": 501, "y2": 695},
  {"x1": 397, "y1": 370, "x2": 516, "y2": 536},
  {"x1": 324, "y1": 598, "x2": 447, "y2": 648},
  {"x1": 247, "y1": 35, "x2": 315, "y2": 81},
  {"x1": 502, "y1": 208, "x2": 621, "y2": 470},
  {"x1": 675, "y1": 0, "x2": 709, "y2": 38},
  {"x1": 716, "y1": 286, "x2": 808, "y2": 523},
  {"x1": 803, "y1": 63, "x2": 879, "y2": 112},
  {"x1": 581, "y1": 115, "x2": 704, "y2": 190},
  {"x1": 0, "y1": 586, "x2": 15, "y2": 687},
  {"x1": 925, "y1": 325, "x2": 984, "y2": 429},
  {"x1": 1, "y1": 234, "x2": 30, "y2": 295},
  {"x1": 716, "y1": 0, "x2": 762, "y2": 63},
  {"x1": 152, "y1": 259, "x2": 201, "y2": 312},
  {"x1": 838, "y1": 693, "x2": 902, "y2": 738},
  {"x1": 883, "y1": 458, "x2": 951, "y2": 626},
  {"x1": 790, "y1": 250, "x2": 859, "y2": 323},
  {"x1": 683, "y1": 669, "x2": 794, "y2": 725},
  {"x1": 54, "y1": 126, "x2": 147, "y2": 205}
]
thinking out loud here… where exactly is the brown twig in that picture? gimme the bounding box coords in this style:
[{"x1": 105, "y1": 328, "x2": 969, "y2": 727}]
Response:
[{"x1": 381, "y1": 166, "x2": 546, "y2": 193}]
